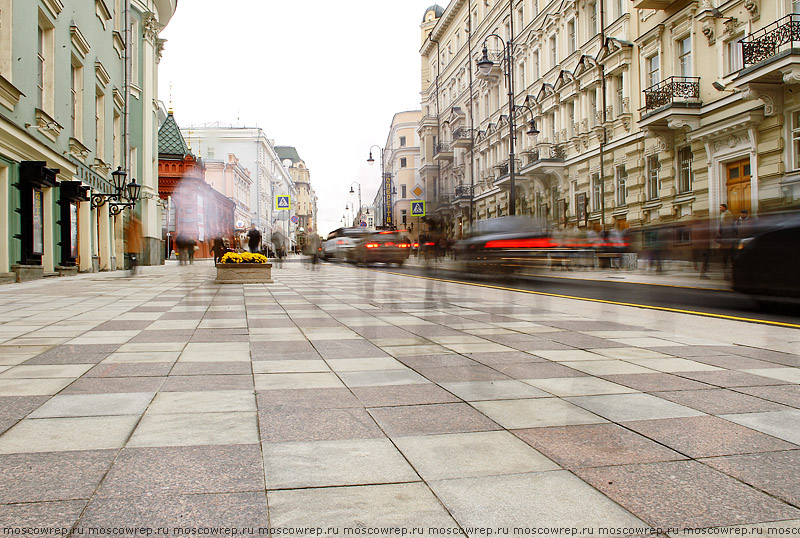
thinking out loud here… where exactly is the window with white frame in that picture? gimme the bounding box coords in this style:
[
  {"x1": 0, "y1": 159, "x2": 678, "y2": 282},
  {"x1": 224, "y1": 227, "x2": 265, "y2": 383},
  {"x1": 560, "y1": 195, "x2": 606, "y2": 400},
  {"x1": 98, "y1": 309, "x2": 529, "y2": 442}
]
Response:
[
  {"x1": 647, "y1": 155, "x2": 660, "y2": 200},
  {"x1": 547, "y1": 112, "x2": 555, "y2": 141},
  {"x1": 400, "y1": 157, "x2": 407, "y2": 168},
  {"x1": 531, "y1": 0, "x2": 538, "y2": 18},
  {"x1": 131, "y1": 19, "x2": 139, "y2": 86},
  {"x1": 647, "y1": 54, "x2": 660, "y2": 88},
  {"x1": 677, "y1": 146, "x2": 694, "y2": 193},
  {"x1": 591, "y1": 173, "x2": 601, "y2": 211},
  {"x1": 96, "y1": 89, "x2": 105, "y2": 160},
  {"x1": 792, "y1": 111, "x2": 800, "y2": 170},
  {"x1": 517, "y1": 6, "x2": 524, "y2": 31},
  {"x1": 113, "y1": 110, "x2": 121, "y2": 167},
  {"x1": 568, "y1": 101, "x2": 575, "y2": 137},
  {"x1": 678, "y1": 36, "x2": 692, "y2": 77},
  {"x1": 615, "y1": 165, "x2": 627, "y2": 206},
  {"x1": 0, "y1": 0, "x2": 12, "y2": 80},
  {"x1": 588, "y1": 2, "x2": 597, "y2": 36},
  {"x1": 549, "y1": 35, "x2": 557, "y2": 68},
  {"x1": 71, "y1": 61, "x2": 84, "y2": 140},
  {"x1": 401, "y1": 184, "x2": 407, "y2": 198},
  {"x1": 532, "y1": 50, "x2": 540, "y2": 80},
  {"x1": 614, "y1": 0, "x2": 625, "y2": 19},
  {"x1": 616, "y1": 75, "x2": 624, "y2": 116},
  {"x1": 794, "y1": 0, "x2": 800, "y2": 14},
  {"x1": 567, "y1": 20, "x2": 576, "y2": 54},
  {"x1": 726, "y1": 36, "x2": 744, "y2": 74},
  {"x1": 590, "y1": 88, "x2": 598, "y2": 126},
  {"x1": 399, "y1": 136, "x2": 406, "y2": 147}
]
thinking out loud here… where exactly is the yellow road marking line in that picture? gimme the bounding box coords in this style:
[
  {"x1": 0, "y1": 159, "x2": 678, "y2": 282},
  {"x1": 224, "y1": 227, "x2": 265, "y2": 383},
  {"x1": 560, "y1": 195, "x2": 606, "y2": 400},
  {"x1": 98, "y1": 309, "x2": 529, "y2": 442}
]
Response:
[{"x1": 362, "y1": 267, "x2": 800, "y2": 329}]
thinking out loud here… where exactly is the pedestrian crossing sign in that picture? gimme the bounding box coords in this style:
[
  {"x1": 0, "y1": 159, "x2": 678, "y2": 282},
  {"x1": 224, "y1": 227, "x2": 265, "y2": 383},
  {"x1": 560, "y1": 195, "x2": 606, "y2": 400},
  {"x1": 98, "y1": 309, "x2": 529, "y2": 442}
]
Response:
[
  {"x1": 275, "y1": 195, "x2": 291, "y2": 211},
  {"x1": 411, "y1": 200, "x2": 426, "y2": 217}
]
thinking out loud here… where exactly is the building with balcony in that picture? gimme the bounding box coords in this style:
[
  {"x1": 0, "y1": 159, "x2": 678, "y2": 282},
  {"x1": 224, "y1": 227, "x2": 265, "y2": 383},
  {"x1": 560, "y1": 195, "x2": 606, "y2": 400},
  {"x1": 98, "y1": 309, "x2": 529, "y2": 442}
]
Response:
[
  {"x1": 0, "y1": 0, "x2": 176, "y2": 282},
  {"x1": 419, "y1": 0, "x2": 800, "y2": 238},
  {"x1": 419, "y1": 0, "x2": 643, "y2": 238}
]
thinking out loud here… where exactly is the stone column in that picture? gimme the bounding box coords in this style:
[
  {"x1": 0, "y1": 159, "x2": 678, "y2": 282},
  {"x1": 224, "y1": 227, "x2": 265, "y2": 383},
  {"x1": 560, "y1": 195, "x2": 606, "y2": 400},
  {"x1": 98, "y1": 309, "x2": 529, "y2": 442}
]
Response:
[
  {"x1": 42, "y1": 187, "x2": 54, "y2": 273},
  {"x1": 98, "y1": 202, "x2": 111, "y2": 271},
  {"x1": 78, "y1": 199, "x2": 92, "y2": 272}
]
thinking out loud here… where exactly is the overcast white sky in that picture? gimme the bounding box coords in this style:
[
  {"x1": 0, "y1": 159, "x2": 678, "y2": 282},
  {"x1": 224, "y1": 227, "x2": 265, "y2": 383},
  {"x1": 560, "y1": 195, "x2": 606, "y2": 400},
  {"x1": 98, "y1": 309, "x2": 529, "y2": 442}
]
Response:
[{"x1": 158, "y1": 0, "x2": 444, "y2": 236}]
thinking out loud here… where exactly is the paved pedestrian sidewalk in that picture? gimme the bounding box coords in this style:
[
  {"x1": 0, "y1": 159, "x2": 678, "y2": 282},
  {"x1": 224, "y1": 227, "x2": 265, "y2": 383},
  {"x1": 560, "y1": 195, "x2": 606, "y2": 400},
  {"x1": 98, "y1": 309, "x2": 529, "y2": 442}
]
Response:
[{"x1": 0, "y1": 260, "x2": 799, "y2": 535}]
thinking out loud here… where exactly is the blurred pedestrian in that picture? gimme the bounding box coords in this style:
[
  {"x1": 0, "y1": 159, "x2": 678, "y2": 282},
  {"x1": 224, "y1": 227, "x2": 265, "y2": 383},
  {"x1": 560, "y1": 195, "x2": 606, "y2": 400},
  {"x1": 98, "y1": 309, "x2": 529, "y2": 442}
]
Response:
[
  {"x1": 212, "y1": 236, "x2": 226, "y2": 264},
  {"x1": 124, "y1": 214, "x2": 142, "y2": 276},
  {"x1": 247, "y1": 225, "x2": 262, "y2": 254},
  {"x1": 717, "y1": 203, "x2": 735, "y2": 276},
  {"x1": 736, "y1": 209, "x2": 751, "y2": 238},
  {"x1": 187, "y1": 237, "x2": 196, "y2": 264}
]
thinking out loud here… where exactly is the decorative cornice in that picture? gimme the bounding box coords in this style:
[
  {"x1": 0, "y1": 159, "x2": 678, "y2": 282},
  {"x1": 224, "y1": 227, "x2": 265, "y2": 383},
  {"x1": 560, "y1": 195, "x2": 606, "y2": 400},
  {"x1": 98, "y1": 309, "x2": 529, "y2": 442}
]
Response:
[
  {"x1": 156, "y1": 38, "x2": 167, "y2": 63},
  {"x1": 740, "y1": 83, "x2": 783, "y2": 117},
  {"x1": 95, "y1": 61, "x2": 111, "y2": 87},
  {"x1": 782, "y1": 66, "x2": 800, "y2": 85},
  {"x1": 667, "y1": 116, "x2": 701, "y2": 131},
  {"x1": 142, "y1": 12, "x2": 163, "y2": 43},
  {"x1": 95, "y1": 0, "x2": 112, "y2": 29},
  {"x1": 35, "y1": 108, "x2": 62, "y2": 142},
  {"x1": 70, "y1": 26, "x2": 91, "y2": 59},
  {"x1": 112, "y1": 31, "x2": 125, "y2": 60},
  {"x1": 113, "y1": 88, "x2": 124, "y2": 109},
  {"x1": 41, "y1": 0, "x2": 64, "y2": 19},
  {"x1": 92, "y1": 158, "x2": 112, "y2": 178},
  {"x1": 69, "y1": 137, "x2": 91, "y2": 162},
  {"x1": 0, "y1": 73, "x2": 23, "y2": 111}
]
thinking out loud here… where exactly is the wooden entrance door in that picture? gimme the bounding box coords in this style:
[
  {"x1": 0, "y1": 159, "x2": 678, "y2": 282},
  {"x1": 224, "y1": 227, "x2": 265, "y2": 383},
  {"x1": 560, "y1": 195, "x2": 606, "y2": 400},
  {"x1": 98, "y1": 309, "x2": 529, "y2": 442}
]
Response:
[{"x1": 726, "y1": 159, "x2": 751, "y2": 214}]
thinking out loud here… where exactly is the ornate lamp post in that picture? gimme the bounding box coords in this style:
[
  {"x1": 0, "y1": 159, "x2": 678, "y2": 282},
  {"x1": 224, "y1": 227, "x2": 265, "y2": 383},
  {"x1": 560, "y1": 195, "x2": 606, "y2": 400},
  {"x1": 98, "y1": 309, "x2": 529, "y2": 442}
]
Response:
[
  {"x1": 476, "y1": 38, "x2": 539, "y2": 216},
  {"x1": 91, "y1": 166, "x2": 142, "y2": 215}
]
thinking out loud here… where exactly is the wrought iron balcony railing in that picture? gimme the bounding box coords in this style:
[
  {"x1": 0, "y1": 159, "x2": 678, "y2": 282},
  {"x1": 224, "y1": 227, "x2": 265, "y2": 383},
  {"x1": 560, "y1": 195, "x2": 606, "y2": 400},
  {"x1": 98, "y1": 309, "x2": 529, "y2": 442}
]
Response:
[
  {"x1": 454, "y1": 184, "x2": 473, "y2": 198},
  {"x1": 434, "y1": 141, "x2": 452, "y2": 154},
  {"x1": 643, "y1": 76, "x2": 700, "y2": 113},
  {"x1": 453, "y1": 127, "x2": 475, "y2": 140},
  {"x1": 742, "y1": 14, "x2": 800, "y2": 67}
]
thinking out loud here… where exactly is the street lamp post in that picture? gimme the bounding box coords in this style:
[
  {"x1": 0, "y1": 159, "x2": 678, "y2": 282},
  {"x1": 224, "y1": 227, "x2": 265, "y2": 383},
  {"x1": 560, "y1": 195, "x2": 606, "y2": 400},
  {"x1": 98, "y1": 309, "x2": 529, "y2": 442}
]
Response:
[
  {"x1": 349, "y1": 181, "x2": 362, "y2": 225},
  {"x1": 476, "y1": 38, "x2": 539, "y2": 217},
  {"x1": 367, "y1": 145, "x2": 395, "y2": 228}
]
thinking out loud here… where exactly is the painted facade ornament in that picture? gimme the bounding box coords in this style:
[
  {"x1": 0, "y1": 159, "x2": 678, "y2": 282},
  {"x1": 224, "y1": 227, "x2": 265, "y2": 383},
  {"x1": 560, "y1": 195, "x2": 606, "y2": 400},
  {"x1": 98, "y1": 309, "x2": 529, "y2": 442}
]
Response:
[
  {"x1": 782, "y1": 66, "x2": 800, "y2": 85},
  {"x1": 744, "y1": 0, "x2": 759, "y2": 21},
  {"x1": 702, "y1": 23, "x2": 715, "y2": 45},
  {"x1": 142, "y1": 12, "x2": 162, "y2": 43},
  {"x1": 741, "y1": 84, "x2": 783, "y2": 117}
]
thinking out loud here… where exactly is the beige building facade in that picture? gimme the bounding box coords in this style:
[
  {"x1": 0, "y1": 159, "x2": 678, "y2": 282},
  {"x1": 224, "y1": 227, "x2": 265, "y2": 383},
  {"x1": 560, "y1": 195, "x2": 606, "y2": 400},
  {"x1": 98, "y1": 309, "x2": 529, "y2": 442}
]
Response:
[
  {"x1": 419, "y1": 0, "x2": 800, "y2": 241},
  {"x1": 203, "y1": 153, "x2": 253, "y2": 233}
]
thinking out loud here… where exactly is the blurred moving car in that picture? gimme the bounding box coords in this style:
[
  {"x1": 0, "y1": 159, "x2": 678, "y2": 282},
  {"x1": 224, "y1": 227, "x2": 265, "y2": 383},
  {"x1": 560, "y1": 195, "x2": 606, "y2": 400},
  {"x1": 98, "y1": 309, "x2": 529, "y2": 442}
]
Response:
[
  {"x1": 351, "y1": 230, "x2": 412, "y2": 266},
  {"x1": 322, "y1": 227, "x2": 370, "y2": 262},
  {"x1": 732, "y1": 213, "x2": 800, "y2": 302}
]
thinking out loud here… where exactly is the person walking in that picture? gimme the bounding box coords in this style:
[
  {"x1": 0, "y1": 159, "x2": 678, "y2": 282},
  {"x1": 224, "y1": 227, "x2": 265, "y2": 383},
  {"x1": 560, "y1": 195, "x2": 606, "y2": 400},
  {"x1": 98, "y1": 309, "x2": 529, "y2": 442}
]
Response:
[
  {"x1": 124, "y1": 214, "x2": 143, "y2": 276},
  {"x1": 717, "y1": 203, "x2": 736, "y2": 277},
  {"x1": 212, "y1": 236, "x2": 226, "y2": 264},
  {"x1": 247, "y1": 225, "x2": 262, "y2": 254}
]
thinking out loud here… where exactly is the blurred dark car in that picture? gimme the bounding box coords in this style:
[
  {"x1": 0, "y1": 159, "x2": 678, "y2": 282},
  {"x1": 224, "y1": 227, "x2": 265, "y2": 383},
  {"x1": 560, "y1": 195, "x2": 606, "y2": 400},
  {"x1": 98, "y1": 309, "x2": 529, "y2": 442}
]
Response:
[
  {"x1": 732, "y1": 213, "x2": 800, "y2": 301},
  {"x1": 351, "y1": 230, "x2": 411, "y2": 266},
  {"x1": 453, "y1": 216, "x2": 563, "y2": 273}
]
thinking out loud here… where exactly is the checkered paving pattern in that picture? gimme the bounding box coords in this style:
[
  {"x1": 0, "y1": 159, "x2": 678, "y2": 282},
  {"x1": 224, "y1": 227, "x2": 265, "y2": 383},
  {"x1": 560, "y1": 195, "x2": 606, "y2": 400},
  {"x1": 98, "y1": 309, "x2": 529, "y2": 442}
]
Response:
[{"x1": 1, "y1": 260, "x2": 800, "y2": 533}]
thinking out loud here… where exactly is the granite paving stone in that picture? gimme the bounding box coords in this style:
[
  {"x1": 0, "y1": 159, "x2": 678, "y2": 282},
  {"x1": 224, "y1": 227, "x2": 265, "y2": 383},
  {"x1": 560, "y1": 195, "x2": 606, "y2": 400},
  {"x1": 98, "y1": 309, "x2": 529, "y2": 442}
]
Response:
[
  {"x1": 0, "y1": 416, "x2": 140, "y2": 453},
  {"x1": 0, "y1": 500, "x2": 87, "y2": 531},
  {"x1": 61, "y1": 376, "x2": 166, "y2": 394},
  {"x1": 679, "y1": 370, "x2": 793, "y2": 388},
  {"x1": 337, "y1": 369, "x2": 430, "y2": 387},
  {"x1": 147, "y1": 390, "x2": 255, "y2": 414},
  {"x1": 95, "y1": 444, "x2": 265, "y2": 496},
  {"x1": 472, "y1": 398, "x2": 607, "y2": 429},
  {"x1": 624, "y1": 416, "x2": 799, "y2": 458},
  {"x1": 429, "y1": 471, "x2": 646, "y2": 534},
  {"x1": 267, "y1": 483, "x2": 461, "y2": 533},
  {"x1": 256, "y1": 388, "x2": 363, "y2": 410},
  {"x1": 575, "y1": 460, "x2": 800, "y2": 529},
  {"x1": 127, "y1": 411, "x2": 259, "y2": 447},
  {"x1": 702, "y1": 450, "x2": 800, "y2": 507},
  {"x1": 524, "y1": 377, "x2": 639, "y2": 397},
  {"x1": 601, "y1": 372, "x2": 713, "y2": 392},
  {"x1": 259, "y1": 408, "x2": 384, "y2": 443},
  {"x1": 160, "y1": 374, "x2": 254, "y2": 392},
  {"x1": 368, "y1": 403, "x2": 500, "y2": 436},
  {"x1": 415, "y1": 365, "x2": 511, "y2": 383},
  {"x1": 263, "y1": 438, "x2": 418, "y2": 489},
  {"x1": 350, "y1": 384, "x2": 461, "y2": 407},
  {"x1": 565, "y1": 393, "x2": 706, "y2": 422},
  {"x1": 28, "y1": 392, "x2": 155, "y2": 418},
  {"x1": 721, "y1": 410, "x2": 800, "y2": 445},
  {"x1": 0, "y1": 450, "x2": 116, "y2": 503},
  {"x1": 393, "y1": 431, "x2": 559, "y2": 480},
  {"x1": 515, "y1": 423, "x2": 685, "y2": 468},
  {"x1": 439, "y1": 380, "x2": 550, "y2": 401},
  {"x1": 736, "y1": 385, "x2": 800, "y2": 408},
  {"x1": 652, "y1": 389, "x2": 789, "y2": 415}
]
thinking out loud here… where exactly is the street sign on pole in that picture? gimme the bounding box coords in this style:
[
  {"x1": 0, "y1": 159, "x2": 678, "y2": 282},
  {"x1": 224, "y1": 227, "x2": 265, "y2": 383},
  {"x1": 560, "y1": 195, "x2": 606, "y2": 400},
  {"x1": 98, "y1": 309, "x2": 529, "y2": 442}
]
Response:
[
  {"x1": 275, "y1": 195, "x2": 291, "y2": 210},
  {"x1": 291, "y1": 215, "x2": 299, "y2": 224},
  {"x1": 411, "y1": 200, "x2": 426, "y2": 217}
]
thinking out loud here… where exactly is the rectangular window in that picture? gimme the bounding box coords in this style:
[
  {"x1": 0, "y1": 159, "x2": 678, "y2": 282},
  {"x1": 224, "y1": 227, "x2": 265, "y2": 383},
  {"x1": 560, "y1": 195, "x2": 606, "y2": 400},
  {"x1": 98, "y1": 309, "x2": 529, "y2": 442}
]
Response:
[
  {"x1": 678, "y1": 146, "x2": 694, "y2": 193},
  {"x1": 401, "y1": 209, "x2": 407, "y2": 225},
  {"x1": 96, "y1": 89, "x2": 105, "y2": 160},
  {"x1": 401, "y1": 184, "x2": 407, "y2": 198},
  {"x1": 591, "y1": 173, "x2": 601, "y2": 211},
  {"x1": 726, "y1": 36, "x2": 743, "y2": 74},
  {"x1": 568, "y1": 101, "x2": 575, "y2": 138},
  {"x1": 793, "y1": 111, "x2": 800, "y2": 170},
  {"x1": 531, "y1": 0, "x2": 538, "y2": 18},
  {"x1": 647, "y1": 155, "x2": 660, "y2": 200},
  {"x1": 71, "y1": 63, "x2": 84, "y2": 140},
  {"x1": 399, "y1": 136, "x2": 406, "y2": 147},
  {"x1": 37, "y1": 25, "x2": 45, "y2": 109},
  {"x1": 549, "y1": 35, "x2": 557, "y2": 68},
  {"x1": 648, "y1": 54, "x2": 660, "y2": 88},
  {"x1": 614, "y1": 0, "x2": 625, "y2": 19},
  {"x1": 130, "y1": 19, "x2": 139, "y2": 86},
  {"x1": 795, "y1": 0, "x2": 800, "y2": 14},
  {"x1": 616, "y1": 75, "x2": 624, "y2": 115},
  {"x1": 532, "y1": 50, "x2": 540, "y2": 80},
  {"x1": 616, "y1": 165, "x2": 627, "y2": 207},
  {"x1": 567, "y1": 20, "x2": 576, "y2": 54},
  {"x1": 679, "y1": 36, "x2": 692, "y2": 77},
  {"x1": 548, "y1": 112, "x2": 555, "y2": 141},
  {"x1": 588, "y1": 2, "x2": 597, "y2": 36},
  {"x1": 113, "y1": 110, "x2": 121, "y2": 167},
  {"x1": 400, "y1": 157, "x2": 407, "y2": 168}
]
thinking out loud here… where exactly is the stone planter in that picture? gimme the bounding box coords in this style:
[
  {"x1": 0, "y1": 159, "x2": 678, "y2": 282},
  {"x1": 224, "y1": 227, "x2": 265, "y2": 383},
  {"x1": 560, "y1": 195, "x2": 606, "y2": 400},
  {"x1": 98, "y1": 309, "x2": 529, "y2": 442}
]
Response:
[{"x1": 215, "y1": 263, "x2": 273, "y2": 284}]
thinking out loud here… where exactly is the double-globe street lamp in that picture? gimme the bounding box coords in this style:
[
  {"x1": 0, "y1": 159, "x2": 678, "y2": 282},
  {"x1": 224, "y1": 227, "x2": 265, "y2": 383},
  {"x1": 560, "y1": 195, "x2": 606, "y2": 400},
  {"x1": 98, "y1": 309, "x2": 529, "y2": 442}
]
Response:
[
  {"x1": 476, "y1": 36, "x2": 539, "y2": 217},
  {"x1": 367, "y1": 145, "x2": 396, "y2": 227},
  {"x1": 91, "y1": 166, "x2": 142, "y2": 215}
]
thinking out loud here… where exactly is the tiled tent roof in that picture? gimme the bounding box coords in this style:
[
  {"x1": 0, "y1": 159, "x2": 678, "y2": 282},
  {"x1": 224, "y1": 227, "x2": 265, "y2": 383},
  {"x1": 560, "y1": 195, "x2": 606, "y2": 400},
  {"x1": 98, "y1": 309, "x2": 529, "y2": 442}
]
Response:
[
  {"x1": 275, "y1": 146, "x2": 301, "y2": 164},
  {"x1": 158, "y1": 112, "x2": 191, "y2": 157}
]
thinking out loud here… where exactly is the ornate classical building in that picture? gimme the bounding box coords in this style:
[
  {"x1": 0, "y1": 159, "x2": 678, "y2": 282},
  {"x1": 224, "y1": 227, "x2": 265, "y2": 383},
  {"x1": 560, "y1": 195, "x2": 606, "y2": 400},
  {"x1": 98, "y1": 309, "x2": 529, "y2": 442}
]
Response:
[
  {"x1": 276, "y1": 146, "x2": 317, "y2": 242},
  {"x1": 419, "y1": 0, "x2": 800, "y2": 240},
  {"x1": 0, "y1": 0, "x2": 176, "y2": 281}
]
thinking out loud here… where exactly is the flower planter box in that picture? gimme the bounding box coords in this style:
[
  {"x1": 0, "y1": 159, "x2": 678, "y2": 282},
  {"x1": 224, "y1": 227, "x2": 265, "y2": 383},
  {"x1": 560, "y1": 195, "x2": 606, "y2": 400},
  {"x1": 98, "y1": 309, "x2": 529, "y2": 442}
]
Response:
[{"x1": 215, "y1": 263, "x2": 273, "y2": 284}]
